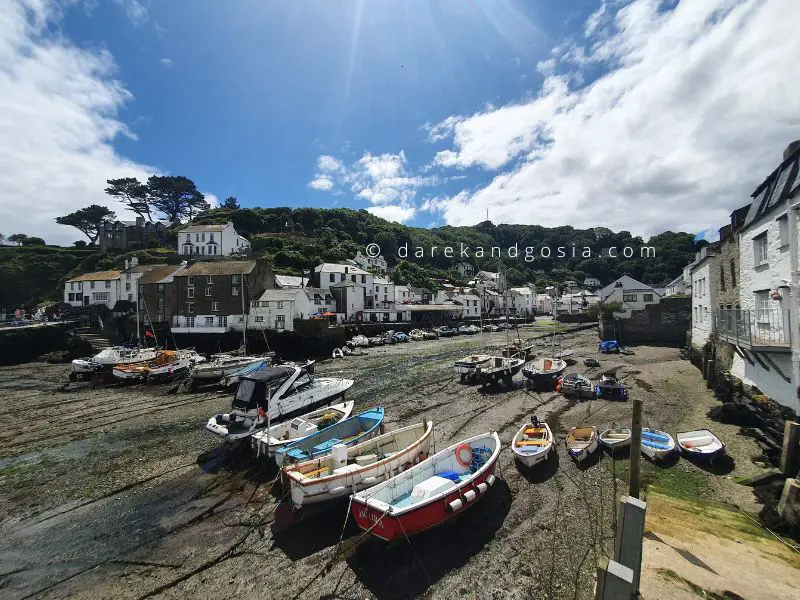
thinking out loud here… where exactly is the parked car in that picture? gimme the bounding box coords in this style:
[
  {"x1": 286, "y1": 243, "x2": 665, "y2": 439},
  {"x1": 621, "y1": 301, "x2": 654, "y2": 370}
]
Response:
[
  {"x1": 392, "y1": 332, "x2": 410, "y2": 343},
  {"x1": 458, "y1": 324, "x2": 480, "y2": 335},
  {"x1": 436, "y1": 326, "x2": 459, "y2": 337}
]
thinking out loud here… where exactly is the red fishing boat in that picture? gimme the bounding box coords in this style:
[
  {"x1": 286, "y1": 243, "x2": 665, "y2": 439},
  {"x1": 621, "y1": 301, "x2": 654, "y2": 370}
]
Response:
[{"x1": 350, "y1": 431, "x2": 501, "y2": 542}]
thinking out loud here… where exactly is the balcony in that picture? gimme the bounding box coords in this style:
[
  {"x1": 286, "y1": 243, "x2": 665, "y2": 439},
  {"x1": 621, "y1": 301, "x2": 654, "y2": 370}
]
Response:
[{"x1": 715, "y1": 309, "x2": 791, "y2": 351}]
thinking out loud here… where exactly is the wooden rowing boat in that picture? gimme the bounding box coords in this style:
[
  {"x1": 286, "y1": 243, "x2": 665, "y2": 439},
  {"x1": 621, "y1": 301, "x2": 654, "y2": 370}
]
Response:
[
  {"x1": 599, "y1": 428, "x2": 631, "y2": 451},
  {"x1": 676, "y1": 429, "x2": 725, "y2": 460},
  {"x1": 565, "y1": 426, "x2": 598, "y2": 462},
  {"x1": 511, "y1": 420, "x2": 554, "y2": 468}
]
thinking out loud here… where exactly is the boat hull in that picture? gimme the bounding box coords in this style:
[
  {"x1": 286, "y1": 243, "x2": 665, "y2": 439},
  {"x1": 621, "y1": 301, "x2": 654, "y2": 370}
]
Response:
[
  {"x1": 512, "y1": 422, "x2": 554, "y2": 468},
  {"x1": 568, "y1": 437, "x2": 598, "y2": 462},
  {"x1": 676, "y1": 430, "x2": 725, "y2": 460},
  {"x1": 641, "y1": 429, "x2": 676, "y2": 461}
]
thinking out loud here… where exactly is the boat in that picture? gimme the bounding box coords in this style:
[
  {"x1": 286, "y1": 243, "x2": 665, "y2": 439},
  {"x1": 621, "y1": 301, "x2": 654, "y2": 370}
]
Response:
[
  {"x1": 501, "y1": 341, "x2": 536, "y2": 361},
  {"x1": 641, "y1": 428, "x2": 676, "y2": 461},
  {"x1": 598, "y1": 340, "x2": 620, "y2": 353},
  {"x1": 220, "y1": 359, "x2": 270, "y2": 387},
  {"x1": 71, "y1": 346, "x2": 159, "y2": 375},
  {"x1": 457, "y1": 324, "x2": 480, "y2": 335},
  {"x1": 472, "y1": 356, "x2": 525, "y2": 386},
  {"x1": 557, "y1": 373, "x2": 595, "y2": 398},
  {"x1": 274, "y1": 407, "x2": 385, "y2": 466},
  {"x1": 436, "y1": 326, "x2": 459, "y2": 337},
  {"x1": 583, "y1": 358, "x2": 601, "y2": 368},
  {"x1": 250, "y1": 401, "x2": 354, "y2": 458},
  {"x1": 348, "y1": 334, "x2": 370, "y2": 347},
  {"x1": 565, "y1": 426, "x2": 599, "y2": 462},
  {"x1": 599, "y1": 428, "x2": 631, "y2": 452},
  {"x1": 522, "y1": 357, "x2": 567, "y2": 385},
  {"x1": 113, "y1": 349, "x2": 205, "y2": 381},
  {"x1": 454, "y1": 354, "x2": 493, "y2": 379},
  {"x1": 350, "y1": 431, "x2": 501, "y2": 542},
  {"x1": 676, "y1": 429, "x2": 725, "y2": 460},
  {"x1": 511, "y1": 420, "x2": 554, "y2": 468},
  {"x1": 594, "y1": 374, "x2": 628, "y2": 400},
  {"x1": 189, "y1": 353, "x2": 271, "y2": 383},
  {"x1": 205, "y1": 362, "x2": 354, "y2": 443},
  {"x1": 282, "y1": 420, "x2": 434, "y2": 507}
]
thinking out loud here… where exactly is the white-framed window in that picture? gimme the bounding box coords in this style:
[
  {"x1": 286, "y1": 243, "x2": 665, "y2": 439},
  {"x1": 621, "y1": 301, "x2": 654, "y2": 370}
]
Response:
[
  {"x1": 105, "y1": 280, "x2": 111, "y2": 288},
  {"x1": 275, "y1": 315, "x2": 285, "y2": 329},
  {"x1": 330, "y1": 274, "x2": 335, "y2": 282},
  {"x1": 218, "y1": 316, "x2": 227, "y2": 328},
  {"x1": 187, "y1": 276, "x2": 194, "y2": 287},
  {"x1": 93, "y1": 292, "x2": 109, "y2": 302},
  {"x1": 201, "y1": 233, "x2": 206, "y2": 242},
  {"x1": 127, "y1": 294, "x2": 133, "y2": 301},
  {"x1": 157, "y1": 283, "x2": 164, "y2": 292},
  {"x1": 210, "y1": 233, "x2": 215, "y2": 242},
  {"x1": 277, "y1": 301, "x2": 284, "y2": 309},
  {"x1": 232, "y1": 286, "x2": 239, "y2": 296},
  {"x1": 70, "y1": 282, "x2": 74, "y2": 290},
  {"x1": 778, "y1": 216, "x2": 789, "y2": 247},
  {"x1": 187, "y1": 316, "x2": 195, "y2": 328},
  {"x1": 232, "y1": 274, "x2": 240, "y2": 284},
  {"x1": 90, "y1": 281, "x2": 95, "y2": 289},
  {"x1": 205, "y1": 287, "x2": 212, "y2": 297},
  {"x1": 158, "y1": 297, "x2": 165, "y2": 309},
  {"x1": 212, "y1": 302, "x2": 220, "y2": 312},
  {"x1": 187, "y1": 287, "x2": 195, "y2": 298},
  {"x1": 755, "y1": 291, "x2": 770, "y2": 323},
  {"x1": 187, "y1": 302, "x2": 194, "y2": 314},
  {"x1": 126, "y1": 282, "x2": 131, "y2": 291},
  {"x1": 643, "y1": 293, "x2": 653, "y2": 302},
  {"x1": 754, "y1": 233, "x2": 768, "y2": 266},
  {"x1": 195, "y1": 233, "x2": 200, "y2": 242},
  {"x1": 254, "y1": 316, "x2": 264, "y2": 323},
  {"x1": 205, "y1": 316, "x2": 214, "y2": 326},
  {"x1": 623, "y1": 294, "x2": 637, "y2": 302},
  {"x1": 207, "y1": 276, "x2": 213, "y2": 285}
]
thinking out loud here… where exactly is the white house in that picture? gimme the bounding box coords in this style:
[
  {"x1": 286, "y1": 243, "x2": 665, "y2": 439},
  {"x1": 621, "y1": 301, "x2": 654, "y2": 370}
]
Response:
[
  {"x1": 599, "y1": 276, "x2": 662, "y2": 317},
  {"x1": 534, "y1": 292, "x2": 554, "y2": 315},
  {"x1": 456, "y1": 262, "x2": 475, "y2": 278},
  {"x1": 690, "y1": 245, "x2": 720, "y2": 349},
  {"x1": 507, "y1": 287, "x2": 534, "y2": 315},
  {"x1": 330, "y1": 281, "x2": 366, "y2": 321},
  {"x1": 716, "y1": 141, "x2": 800, "y2": 414},
  {"x1": 251, "y1": 287, "x2": 335, "y2": 332},
  {"x1": 178, "y1": 222, "x2": 251, "y2": 256},
  {"x1": 474, "y1": 270, "x2": 507, "y2": 292},
  {"x1": 394, "y1": 285, "x2": 411, "y2": 304},
  {"x1": 353, "y1": 250, "x2": 388, "y2": 275},
  {"x1": 372, "y1": 276, "x2": 395, "y2": 309},
  {"x1": 666, "y1": 272, "x2": 689, "y2": 296},
  {"x1": 274, "y1": 274, "x2": 309, "y2": 288},
  {"x1": 584, "y1": 277, "x2": 602, "y2": 289},
  {"x1": 556, "y1": 290, "x2": 600, "y2": 315},
  {"x1": 435, "y1": 288, "x2": 480, "y2": 318},
  {"x1": 64, "y1": 270, "x2": 122, "y2": 309}
]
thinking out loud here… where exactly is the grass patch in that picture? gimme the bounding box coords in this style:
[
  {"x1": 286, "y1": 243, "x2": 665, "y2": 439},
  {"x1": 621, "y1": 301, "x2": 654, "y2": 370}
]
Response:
[{"x1": 606, "y1": 459, "x2": 708, "y2": 499}]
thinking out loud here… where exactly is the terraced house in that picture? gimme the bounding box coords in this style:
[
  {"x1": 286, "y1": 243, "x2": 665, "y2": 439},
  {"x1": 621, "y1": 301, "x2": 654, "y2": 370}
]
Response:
[{"x1": 178, "y1": 222, "x2": 251, "y2": 256}]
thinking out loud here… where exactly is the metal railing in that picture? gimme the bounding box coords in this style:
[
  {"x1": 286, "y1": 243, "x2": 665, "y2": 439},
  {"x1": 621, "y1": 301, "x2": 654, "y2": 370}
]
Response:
[{"x1": 715, "y1": 308, "x2": 791, "y2": 347}]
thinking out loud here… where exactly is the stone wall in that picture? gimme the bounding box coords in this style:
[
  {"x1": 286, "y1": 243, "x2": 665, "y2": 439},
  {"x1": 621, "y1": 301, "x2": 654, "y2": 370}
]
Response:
[
  {"x1": 718, "y1": 234, "x2": 741, "y2": 309},
  {"x1": 599, "y1": 297, "x2": 691, "y2": 346}
]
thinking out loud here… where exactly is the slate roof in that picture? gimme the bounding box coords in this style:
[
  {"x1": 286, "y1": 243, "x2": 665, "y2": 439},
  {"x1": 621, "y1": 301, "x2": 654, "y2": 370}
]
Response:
[
  {"x1": 179, "y1": 260, "x2": 256, "y2": 276},
  {"x1": 67, "y1": 270, "x2": 121, "y2": 282},
  {"x1": 743, "y1": 143, "x2": 800, "y2": 229},
  {"x1": 138, "y1": 265, "x2": 185, "y2": 285}
]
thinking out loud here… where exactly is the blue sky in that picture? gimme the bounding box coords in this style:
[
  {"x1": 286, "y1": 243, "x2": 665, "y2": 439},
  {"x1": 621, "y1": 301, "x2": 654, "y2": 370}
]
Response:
[{"x1": 2, "y1": 0, "x2": 799, "y2": 244}]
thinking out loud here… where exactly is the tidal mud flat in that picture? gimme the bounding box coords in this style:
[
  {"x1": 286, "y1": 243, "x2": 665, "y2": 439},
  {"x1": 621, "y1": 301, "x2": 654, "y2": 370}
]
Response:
[{"x1": 0, "y1": 328, "x2": 776, "y2": 599}]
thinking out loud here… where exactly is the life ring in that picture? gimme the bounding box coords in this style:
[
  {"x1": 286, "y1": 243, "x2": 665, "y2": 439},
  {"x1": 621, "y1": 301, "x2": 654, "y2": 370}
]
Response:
[{"x1": 455, "y1": 443, "x2": 472, "y2": 467}]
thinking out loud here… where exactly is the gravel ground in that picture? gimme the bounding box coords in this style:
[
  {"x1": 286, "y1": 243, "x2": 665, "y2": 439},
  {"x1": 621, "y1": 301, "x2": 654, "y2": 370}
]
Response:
[{"x1": 0, "y1": 325, "x2": 775, "y2": 599}]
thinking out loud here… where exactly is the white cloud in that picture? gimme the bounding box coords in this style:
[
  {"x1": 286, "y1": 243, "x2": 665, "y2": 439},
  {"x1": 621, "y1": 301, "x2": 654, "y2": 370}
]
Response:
[
  {"x1": 0, "y1": 0, "x2": 159, "y2": 245},
  {"x1": 159, "y1": 57, "x2": 173, "y2": 68},
  {"x1": 308, "y1": 175, "x2": 335, "y2": 191},
  {"x1": 113, "y1": 0, "x2": 148, "y2": 26},
  {"x1": 204, "y1": 193, "x2": 219, "y2": 210},
  {"x1": 317, "y1": 154, "x2": 344, "y2": 173},
  {"x1": 366, "y1": 204, "x2": 416, "y2": 223},
  {"x1": 426, "y1": 0, "x2": 800, "y2": 237}
]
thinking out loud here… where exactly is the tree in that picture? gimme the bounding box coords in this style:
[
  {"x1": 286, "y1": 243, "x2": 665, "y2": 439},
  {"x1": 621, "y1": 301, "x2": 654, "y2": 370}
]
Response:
[
  {"x1": 0, "y1": 233, "x2": 5, "y2": 245},
  {"x1": 8, "y1": 234, "x2": 28, "y2": 246},
  {"x1": 146, "y1": 176, "x2": 209, "y2": 222},
  {"x1": 21, "y1": 237, "x2": 46, "y2": 246},
  {"x1": 55, "y1": 205, "x2": 116, "y2": 245},
  {"x1": 74, "y1": 240, "x2": 88, "y2": 249},
  {"x1": 222, "y1": 196, "x2": 240, "y2": 210},
  {"x1": 105, "y1": 177, "x2": 150, "y2": 221}
]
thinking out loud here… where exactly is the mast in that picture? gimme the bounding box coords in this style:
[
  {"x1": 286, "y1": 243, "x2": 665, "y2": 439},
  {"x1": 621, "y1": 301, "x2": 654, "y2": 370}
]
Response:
[{"x1": 240, "y1": 268, "x2": 247, "y2": 352}]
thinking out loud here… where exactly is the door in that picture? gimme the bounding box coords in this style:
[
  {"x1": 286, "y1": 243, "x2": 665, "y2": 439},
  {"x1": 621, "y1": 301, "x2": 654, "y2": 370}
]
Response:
[{"x1": 83, "y1": 296, "x2": 90, "y2": 306}]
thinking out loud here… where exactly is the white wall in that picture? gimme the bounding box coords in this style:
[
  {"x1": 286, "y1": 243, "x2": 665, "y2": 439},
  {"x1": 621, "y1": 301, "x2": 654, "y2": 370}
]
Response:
[
  {"x1": 64, "y1": 279, "x2": 121, "y2": 308},
  {"x1": 690, "y1": 258, "x2": 717, "y2": 349},
  {"x1": 730, "y1": 352, "x2": 798, "y2": 414}
]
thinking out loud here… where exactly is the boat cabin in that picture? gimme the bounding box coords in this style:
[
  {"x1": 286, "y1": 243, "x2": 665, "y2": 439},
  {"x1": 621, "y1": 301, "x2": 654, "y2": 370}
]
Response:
[{"x1": 232, "y1": 365, "x2": 314, "y2": 411}]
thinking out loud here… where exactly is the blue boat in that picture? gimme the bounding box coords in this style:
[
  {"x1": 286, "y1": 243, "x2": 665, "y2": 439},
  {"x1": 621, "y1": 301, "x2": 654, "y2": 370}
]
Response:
[
  {"x1": 598, "y1": 340, "x2": 620, "y2": 353},
  {"x1": 274, "y1": 407, "x2": 385, "y2": 466},
  {"x1": 641, "y1": 428, "x2": 676, "y2": 461}
]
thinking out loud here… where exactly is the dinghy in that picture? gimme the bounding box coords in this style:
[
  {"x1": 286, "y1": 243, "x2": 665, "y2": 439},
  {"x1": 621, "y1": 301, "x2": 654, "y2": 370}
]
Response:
[
  {"x1": 676, "y1": 429, "x2": 725, "y2": 460},
  {"x1": 565, "y1": 426, "x2": 599, "y2": 462},
  {"x1": 350, "y1": 431, "x2": 501, "y2": 542},
  {"x1": 205, "y1": 362, "x2": 354, "y2": 443},
  {"x1": 472, "y1": 356, "x2": 525, "y2": 386},
  {"x1": 557, "y1": 373, "x2": 595, "y2": 398},
  {"x1": 599, "y1": 428, "x2": 631, "y2": 452},
  {"x1": 454, "y1": 354, "x2": 493, "y2": 379},
  {"x1": 511, "y1": 419, "x2": 554, "y2": 468},
  {"x1": 594, "y1": 373, "x2": 628, "y2": 400},
  {"x1": 274, "y1": 407, "x2": 385, "y2": 466},
  {"x1": 283, "y1": 421, "x2": 434, "y2": 507},
  {"x1": 522, "y1": 357, "x2": 567, "y2": 385},
  {"x1": 641, "y1": 428, "x2": 676, "y2": 461},
  {"x1": 250, "y1": 401, "x2": 354, "y2": 457}
]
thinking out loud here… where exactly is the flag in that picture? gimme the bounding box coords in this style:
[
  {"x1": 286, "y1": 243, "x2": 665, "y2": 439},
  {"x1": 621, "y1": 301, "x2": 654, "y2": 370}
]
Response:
[
  {"x1": 145, "y1": 331, "x2": 154, "y2": 338},
  {"x1": 257, "y1": 407, "x2": 267, "y2": 419}
]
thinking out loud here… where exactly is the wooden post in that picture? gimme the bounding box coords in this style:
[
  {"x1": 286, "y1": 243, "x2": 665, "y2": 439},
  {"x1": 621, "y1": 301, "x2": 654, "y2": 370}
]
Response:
[
  {"x1": 595, "y1": 557, "x2": 634, "y2": 600},
  {"x1": 614, "y1": 495, "x2": 647, "y2": 594},
  {"x1": 705, "y1": 359, "x2": 715, "y2": 389},
  {"x1": 629, "y1": 398, "x2": 642, "y2": 499},
  {"x1": 780, "y1": 421, "x2": 800, "y2": 476},
  {"x1": 777, "y1": 478, "x2": 800, "y2": 525}
]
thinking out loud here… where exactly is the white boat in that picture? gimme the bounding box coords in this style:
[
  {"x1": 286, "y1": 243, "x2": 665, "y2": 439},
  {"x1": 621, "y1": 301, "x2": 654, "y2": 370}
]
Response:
[
  {"x1": 565, "y1": 426, "x2": 599, "y2": 462},
  {"x1": 454, "y1": 354, "x2": 493, "y2": 377},
  {"x1": 511, "y1": 420, "x2": 554, "y2": 468},
  {"x1": 71, "y1": 346, "x2": 159, "y2": 374},
  {"x1": 251, "y1": 401, "x2": 354, "y2": 457},
  {"x1": 189, "y1": 353, "x2": 269, "y2": 383},
  {"x1": 641, "y1": 428, "x2": 676, "y2": 461},
  {"x1": 599, "y1": 428, "x2": 631, "y2": 451},
  {"x1": 205, "y1": 362, "x2": 354, "y2": 442},
  {"x1": 472, "y1": 356, "x2": 525, "y2": 386},
  {"x1": 522, "y1": 357, "x2": 567, "y2": 385},
  {"x1": 558, "y1": 373, "x2": 595, "y2": 398},
  {"x1": 219, "y1": 359, "x2": 270, "y2": 387},
  {"x1": 348, "y1": 334, "x2": 370, "y2": 347},
  {"x1": 282, "y1": 420, "x2": 434, "y2": 507},
  {"x1": 112, "y1": 349, "x2": 205, "y2": 381},
  {"x1": 408, "y1": 329, "x2": 427, "y2": 341},
  {"x1": 676, "y1": 429, "x2": 725, "y2": 460}
]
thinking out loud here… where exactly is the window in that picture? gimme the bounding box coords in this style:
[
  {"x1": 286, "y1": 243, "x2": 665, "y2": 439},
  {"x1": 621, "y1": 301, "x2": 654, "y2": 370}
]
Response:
[
  {"x1": 277, "y1": 301, "x2": 284, "y2": 309},
  {"x1": 382, "y1": 312, "x2": 390, "y2": 322},
  {"x1": 330, "y1": 274, "x2": 335, "y2": 283},
  {"x1": 778, "y1": 216, "x2": 789, "y2": 247},
  {"x1": 375, "y1": 285, "x2": 379, "y2": 292},
  {"x1": 254, "y1": 315, "x2": 264, "y2": 323},
  {"x1": 205, "y1": 316, "x2": 214, "y2": 326},
  {"x1": 187, "y1": 302, "x2": 194, "y2": 314},
  {"x1": 126, "y1": 282, "x2": 131, "y2": 291},
  {"x1": 187, "y1": 287, "x2": 195, "y2": 298},
  {"x1": 643, "y1": 294, "x2": 654, "y2": 302},
  {"x1": 217, "y1": 316, "x2": 227, "y2": 328},
  {"x1": 212, "y1": 302, "x2": 220, "y2": 312},
  {"x1": 205, "y1": 287, "x2": 212, "y2": 297},
  {"x1": 126, "y1": 273, "x2": 131, "y2": 280},
  {"x1": 196, "y1": 233, "x2": 200, "y2": 242},
  {"x1": 70, "y1": 282, "x2": 74, "y2": 290},
  {"x1": 719, "y1": 266, "x2": 726, "y2": 291},
  {"x1": 187, "y1": 317, "x2": 195, "y2": 328},
  {"x1": 157, "y1": 283, "x2": 165, "y2": 293},
  {"x1": 128, "y1": 294, "x2": 133, "y2": 301},
  {"x1": 754, "y1": 233, "x2": 768, "y2": 266},
  {"x1": 231, "y1": 274, "x2": 240, "y2": 284},
  {"x1": 351, "y1": 275, "x2": 356, "y2": 282},
  {"x1": 361, "y1": 275, "x2": 366, "y2": 283},
  {"x1": 158, "y1": 297, "x2": 165, "y2": 309},
  {"x1": 201, "y1": 246, "x2": 205, "y2": 255},
  {"x1": 623, "y1": 294, "x2": 637, "y2": 302},
  {"x1": 90, "y1": 281, "x2": 95, "y2": 289},
  {"x1": 105, "y1": 280, "x2": 111, "y2": 288},
  {"x1": 275, "y1": 315, "x2": 286, "y2": 329},
  {"x1": 210, "y1": 233, "x2": 215, "y2": 242},
  {"x1": 730, "y1": 261, "x2": 736, "y2": 287},
  {"x1": 187, "y1": 276, "x2": 194, "y2": 287},
  {"x1": 93, "y1": 292, "x2": 109, "y2": 302},
  {"x1": 397, "y1": 312, "x2": 403, "y2": 321},
  {"x1": 755, "y1": 292, "x2": 770, "y2": 322},
  {"x1": 232, "y1": 286, "x2": 239, "y2": 296},
  {"x1": 207, "y1": 276, "x2": 213, "y2": 285},
  {"x1": 340, "y1": 274, "x2": 345, "y2": 281}
]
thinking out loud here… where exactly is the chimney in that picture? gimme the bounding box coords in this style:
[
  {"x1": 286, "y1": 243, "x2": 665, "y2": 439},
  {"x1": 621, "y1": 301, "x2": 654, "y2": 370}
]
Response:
[
  {"x1": 345, "y1": 266, "x2": 349, "y2": 274},
  {"x1": 130, "y1": 256, "x2": 139, "y2": 268},
  {"x1": 784, "y1": 141, "x2": 800, "y2": 161},
  {"x1": 124, "y1": 259, "x2": 129, "y2": 270},
  {"x1": 135, "y1": 216, "x2": 144, "y2": 227}
]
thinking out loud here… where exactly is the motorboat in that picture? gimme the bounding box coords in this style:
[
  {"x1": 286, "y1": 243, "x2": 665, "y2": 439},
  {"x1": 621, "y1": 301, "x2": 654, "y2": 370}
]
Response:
[
  {"x1": 189, "y1": 353, "x2": 271, "y2": 384},
  {"x1": 350, "y1": 431, "x2": 501, "y2": 542},
  {"x1": 557, "y1": 373, "x2": 595, "y2": 398},
  {"x1": 282, "y1": 421, "x2": 434, "y2": 507},
  {"x1": 472, "y1": 356, "x2": 525, "y2": 386},
  {"x1": 599, "y1": 428, "x2": 631, "y2": 452},
  {"x1": 205, "y1": 361, "x2": 354, "y2": 443},
  {"x1": 220, "y1": 359, "x2": 270, "y2": 388},
  {"x1": 71, "y1": 346, "x2": 159, "y2": 375},
  {"x1": 274, "y1": 407, "x2": 385, "y2": 466},
  {"x1": 454, "y1": 354, "x2": 493, "y2": 379},
  {"x1": 676, "y1": 429, "x2": 725, "y2": 461},
  {"x1": 511, "y1": 420, "x2": 554, "y2": 468},
  {"x1": 250, "y1": 401, "x2": 354, "y2": 458},
  {"x1": 112, "y1": 349, "x2": 205, "y2": 381},
  {"x1": 522, "y1": 357, "x2": 567, "y2": 385},
  {"x1": 594, "y1": 374, "x2": 628, "y2": 400},
  {"x1": 641, "y1": 428, "x2": 676, "y2": 461},
  {"x1": 565, "y1": 426, "x2": 599, "y2": 462}
]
